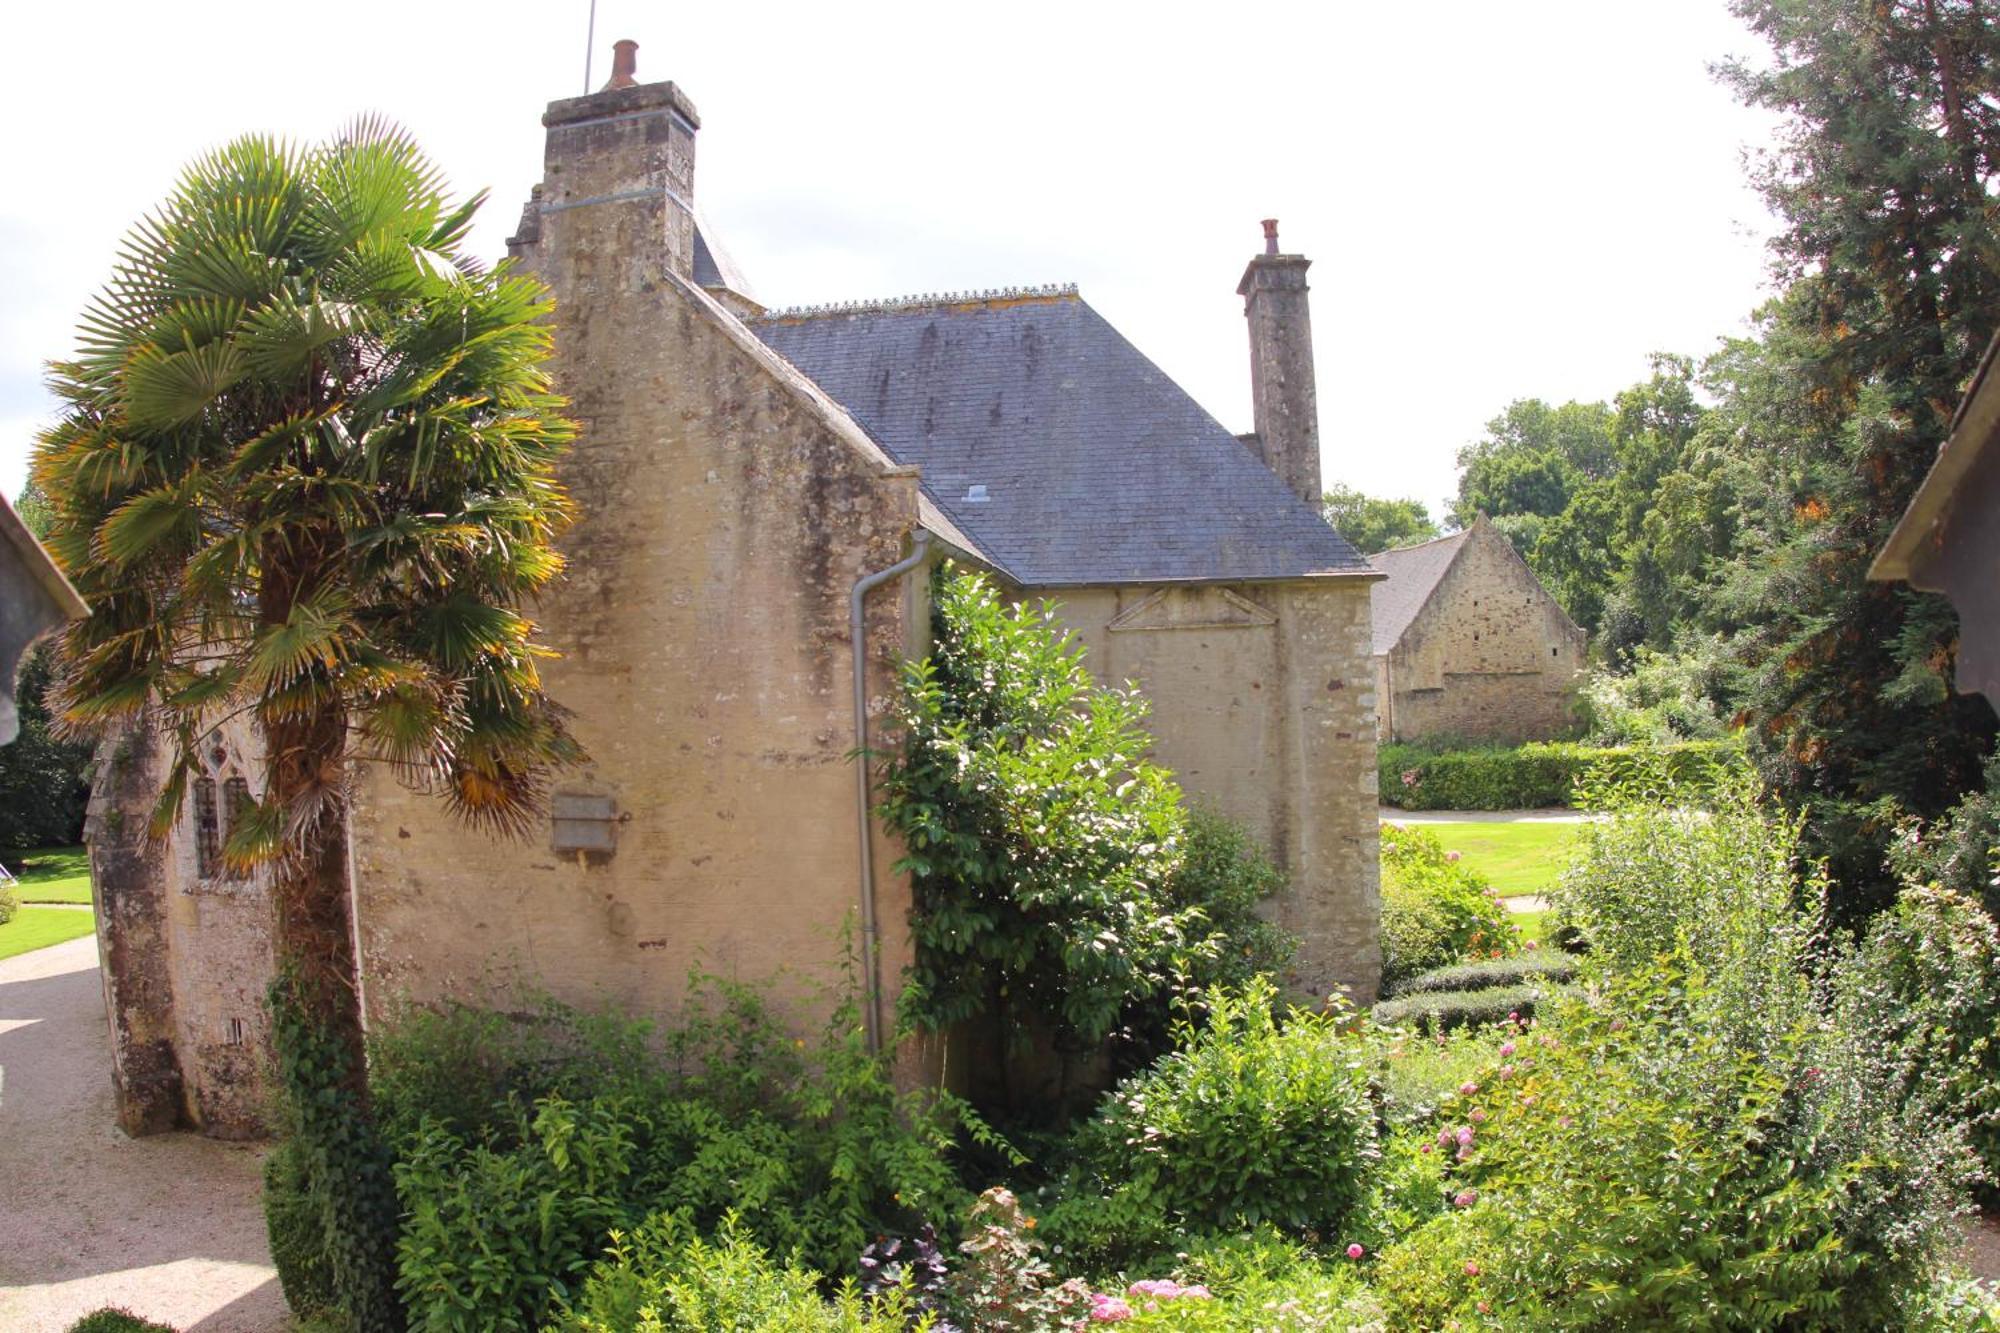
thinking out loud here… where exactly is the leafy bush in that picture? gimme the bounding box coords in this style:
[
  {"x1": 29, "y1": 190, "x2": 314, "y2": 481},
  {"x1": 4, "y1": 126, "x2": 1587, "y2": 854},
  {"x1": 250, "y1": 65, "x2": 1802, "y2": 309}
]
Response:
[
  {"x1": 1889, "y1": 752, "x2": 2000, "y2": 920},
  {"x1": 1549, "y1": 766, "x2": 1813, "y2": 990},
  {"x1": 880, "y1": 569, "x2": 1193, "y2": 1054},
  {"x1": 1373, "y1": 967, "x2": 1980, "y2": 1330},
  {"x1": 549, "y1": 1212, "x2": 917, "y2": 1333},
  {"x1": 1045, "y1": 980, "x2": 1377, "y2": 1264},
  {"x1": 64, "y1": 1313, "x2": 178, "y2": 1333},
  {"x1": 1379, "y1": 825, "x2": 1514, "y2": 986},
  {"x1": 0, "y1": 881, "x2": 18, "y2": 925},
  {"x1": 1130, "y1": 806, "x2": 1293, "y2": 1061},
  {"x1": 1839, "y1": 886, "x2": 2000, "y2": 1203},
  {"x1": 1379, "y1": 949, "x2": 1579, "y2": 998},
  {"x1": 263, "y1": 1138, "x2": 338, "y2": 1321},
  {"x1": 1370, "y1": 983, "x2": 1558, "y2": 1034},
  {"x1": 379, "y1": 978, "x2": 969, "y2": 1333},
  {"x1": 1575, "y1": 636, "x2": 1732, "y2": 745},
  {"x1": 1364, "y1": 1023, "x2": 1504, "y2": 1131},
  {"x1": 1374, "y1": 771, "x2": 1987, "y2": 1329},
  {"x1": 1380, "y1": 738, "x2": 1740, "y2": 810}
]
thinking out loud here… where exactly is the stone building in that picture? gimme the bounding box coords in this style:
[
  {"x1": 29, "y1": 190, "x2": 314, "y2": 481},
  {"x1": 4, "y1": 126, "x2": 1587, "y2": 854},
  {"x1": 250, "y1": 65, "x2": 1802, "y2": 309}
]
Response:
[
  {"x1": 1, "y1": 490, "x2": 86, "y2": 746},
  {"x1": 1370, "y1": 514, "x2": 1585, "y2": 744},
  {"x1": 91, "y1": 49, "x2": 1384, "y2": 1135},
  {"x1": 1871, "y1": 330, "x2": 2000, "y2": 707}
]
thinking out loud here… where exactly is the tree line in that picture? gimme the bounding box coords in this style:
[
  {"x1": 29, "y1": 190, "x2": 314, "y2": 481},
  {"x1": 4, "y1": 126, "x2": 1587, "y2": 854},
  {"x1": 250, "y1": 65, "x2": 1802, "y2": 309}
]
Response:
[{"x1": 1329, "y1": 0, "x2": 2000, "y2": 917}]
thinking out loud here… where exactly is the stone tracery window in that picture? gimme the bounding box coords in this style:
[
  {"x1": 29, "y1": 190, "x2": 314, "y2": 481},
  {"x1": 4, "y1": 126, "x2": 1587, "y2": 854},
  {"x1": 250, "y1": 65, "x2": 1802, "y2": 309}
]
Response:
[
  {"x1": 222, "y1": 776, "x2": 252, "y2": 880},
  {"x1": 193, "y1": 777, "x2": 222, "y2": 879}
]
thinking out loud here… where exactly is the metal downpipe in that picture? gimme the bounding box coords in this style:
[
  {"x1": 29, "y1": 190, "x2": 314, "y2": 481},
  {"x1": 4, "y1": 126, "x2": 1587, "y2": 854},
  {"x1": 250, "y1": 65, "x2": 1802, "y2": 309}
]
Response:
[{"x1": 850, "y1": 529, "x2": 932, "y2": 1056}]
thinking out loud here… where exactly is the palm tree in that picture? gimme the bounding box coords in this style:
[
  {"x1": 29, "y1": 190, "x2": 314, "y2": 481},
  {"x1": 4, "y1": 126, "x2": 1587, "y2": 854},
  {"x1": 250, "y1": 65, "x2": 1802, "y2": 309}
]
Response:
[{"x1": 33, "y1": 120, "x2": 579, "y2": 1329}]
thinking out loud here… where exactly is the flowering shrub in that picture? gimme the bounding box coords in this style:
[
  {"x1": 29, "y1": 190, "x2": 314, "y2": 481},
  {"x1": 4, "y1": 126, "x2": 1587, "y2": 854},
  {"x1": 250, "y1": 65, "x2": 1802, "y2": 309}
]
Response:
[
  {"x1": 1044, "y1": 980, "x2": 1377, "y2": 1265},
  {"x1": 1086, "y1": 1233, "x2": 1374, "y2": 1331},
  {"x1": 944, "y1": 1188, "x2": 1090, "y2": 1333},
  {"x1": 1380, "y1": 825, "x2": 1515, "y2": 986},
  {"x1": 1374, "y1": 841, "x2": 1985, "y2": 1329}
]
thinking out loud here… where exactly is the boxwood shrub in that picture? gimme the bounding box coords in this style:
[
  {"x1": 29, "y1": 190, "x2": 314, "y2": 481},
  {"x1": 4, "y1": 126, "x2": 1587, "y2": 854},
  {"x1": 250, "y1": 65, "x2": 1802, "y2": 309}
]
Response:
[
  {"x1": 64, "y1": 1313, "x2": 178, "y2": 1333},
  {"x1": 1371, "y1": 983, "x2": 1562, "y2": 1032},
  {"x1": 1379, "y1": 739, "x2": 1740, "y2": 811},
  {"x1": 1380, "y1": 950, "x2": 1581, "y2": 999}
]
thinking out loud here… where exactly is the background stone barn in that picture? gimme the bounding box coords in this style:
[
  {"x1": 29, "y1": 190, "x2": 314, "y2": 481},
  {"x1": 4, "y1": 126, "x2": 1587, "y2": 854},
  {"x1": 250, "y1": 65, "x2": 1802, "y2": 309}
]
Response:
[{"x1": 1369, "y1": 514, "x2": 1586, "y2": 744}]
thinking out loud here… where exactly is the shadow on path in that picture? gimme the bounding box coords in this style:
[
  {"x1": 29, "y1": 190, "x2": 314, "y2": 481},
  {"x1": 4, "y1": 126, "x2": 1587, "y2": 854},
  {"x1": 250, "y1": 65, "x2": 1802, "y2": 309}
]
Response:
[{"x1": 0, "y1": 936, "x2": 286, "y2": 1332}]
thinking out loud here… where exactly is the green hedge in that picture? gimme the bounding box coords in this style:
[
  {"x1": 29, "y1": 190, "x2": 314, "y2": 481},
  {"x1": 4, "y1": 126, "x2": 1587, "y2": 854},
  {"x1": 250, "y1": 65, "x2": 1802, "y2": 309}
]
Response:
[
  {"x1": 1372, "y1": 982, "x2": 1569, "y2": 1032},
  {"x1": 65, "y1": 1312, "x2": 178, "y2": 1333},
  {"x1": 1380, "y1": 950, "x2": 1581, "y2": 999},
  {"x1": 1379, "y1": 739, "x2": 1741, "y2": 811}
]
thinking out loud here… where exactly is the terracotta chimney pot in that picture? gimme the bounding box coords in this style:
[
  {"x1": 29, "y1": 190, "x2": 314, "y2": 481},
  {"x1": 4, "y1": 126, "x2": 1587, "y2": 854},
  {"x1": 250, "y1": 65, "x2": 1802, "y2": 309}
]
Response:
[{"x1": 602, "y1": 39, "x2": 639, "y2": 91}]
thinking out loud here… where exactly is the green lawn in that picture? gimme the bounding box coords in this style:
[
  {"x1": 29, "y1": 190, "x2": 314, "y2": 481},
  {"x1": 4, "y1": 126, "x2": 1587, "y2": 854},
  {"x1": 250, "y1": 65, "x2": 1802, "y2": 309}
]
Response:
[
  {"x1": 0, "y1": 906, "x2": 97, "y2": 961},
  {"x1": 3, "y1": 846, "x2": 92, "y2": 904},
  {"x1": 1383, "y1": 820, "x2": 1583, "y2": 899}
]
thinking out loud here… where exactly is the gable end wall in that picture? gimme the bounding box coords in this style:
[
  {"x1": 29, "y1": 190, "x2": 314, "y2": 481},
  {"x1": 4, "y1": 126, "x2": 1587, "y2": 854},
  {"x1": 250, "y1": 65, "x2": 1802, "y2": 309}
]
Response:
[{"x1": 1383, "y1": 527, "x2": 1584, "y2": 743}]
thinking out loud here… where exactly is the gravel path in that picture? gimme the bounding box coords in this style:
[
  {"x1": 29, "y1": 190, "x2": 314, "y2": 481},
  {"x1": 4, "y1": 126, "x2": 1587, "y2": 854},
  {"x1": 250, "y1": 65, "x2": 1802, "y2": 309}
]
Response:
[{"x1": 0, "y1": 935, "x2": 285, "y2": 1332}]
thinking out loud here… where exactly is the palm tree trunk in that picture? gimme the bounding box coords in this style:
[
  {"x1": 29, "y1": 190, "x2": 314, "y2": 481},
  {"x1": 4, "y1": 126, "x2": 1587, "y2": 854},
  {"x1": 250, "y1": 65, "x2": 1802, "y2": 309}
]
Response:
[
  {"x1": 260, "y1": 534, "x2": 405, "y2": 1331},
  {"x1": 266, "y1": 703, "x2": 368, "y2": 1104},
  {"x1": 263, "y1": 703, "x2": 405, "y2": 1332}
]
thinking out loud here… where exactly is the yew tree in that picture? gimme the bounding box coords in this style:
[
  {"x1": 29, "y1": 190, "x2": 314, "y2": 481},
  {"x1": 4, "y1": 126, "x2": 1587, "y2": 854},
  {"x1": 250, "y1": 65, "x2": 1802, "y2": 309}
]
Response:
[
  {"x1": 33, "y1": 121, "x2": 577, "y2": 1327},
  {"x1": 1713, "y1": 0, "x2": 2000, "y2": 908}
]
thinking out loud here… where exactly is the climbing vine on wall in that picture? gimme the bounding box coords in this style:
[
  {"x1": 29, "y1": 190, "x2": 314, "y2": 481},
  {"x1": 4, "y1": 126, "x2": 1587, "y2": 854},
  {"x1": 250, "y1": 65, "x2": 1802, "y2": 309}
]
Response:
[{"x1": 879, "y1": 568, "x2": 1286, "y2": 1065}]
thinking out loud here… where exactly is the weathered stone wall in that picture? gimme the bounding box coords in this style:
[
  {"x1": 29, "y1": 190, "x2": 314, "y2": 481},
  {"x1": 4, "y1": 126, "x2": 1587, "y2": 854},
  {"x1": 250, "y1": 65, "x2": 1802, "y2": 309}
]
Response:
[
  {"x1": 1383, "y1": 523, "x2": 1584, "y2": 744},
  {"x1": 1050, "y1": 577, "x2": 1382, "y2": 1001},
  {"x1": 348, "y1": 78, "x2": 925, "y2": 1044},
  {"x1": 89, "y1": 712, "x2": 275, "y2": 1138}
]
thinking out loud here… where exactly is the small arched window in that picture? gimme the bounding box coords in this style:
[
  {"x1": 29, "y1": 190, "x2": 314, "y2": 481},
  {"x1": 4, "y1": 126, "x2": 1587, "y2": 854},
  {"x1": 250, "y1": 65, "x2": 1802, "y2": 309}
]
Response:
[{"x1": 193, "y1": 777, "x2": 221, "y2": 879}]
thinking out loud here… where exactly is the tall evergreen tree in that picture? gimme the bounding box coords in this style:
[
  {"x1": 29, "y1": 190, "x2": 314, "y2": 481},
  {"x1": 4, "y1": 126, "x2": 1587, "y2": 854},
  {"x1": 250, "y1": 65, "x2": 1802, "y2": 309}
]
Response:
[{"x1": 1714, "y1": 0, "x2": 2000, "y2": 910}]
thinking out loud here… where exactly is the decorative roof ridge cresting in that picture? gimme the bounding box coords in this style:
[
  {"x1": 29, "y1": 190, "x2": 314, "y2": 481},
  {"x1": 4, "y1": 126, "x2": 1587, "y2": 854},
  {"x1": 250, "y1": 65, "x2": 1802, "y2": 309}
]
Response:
[{"x1": 759, "y1": 283, "x2": 1080, "y2": 321}]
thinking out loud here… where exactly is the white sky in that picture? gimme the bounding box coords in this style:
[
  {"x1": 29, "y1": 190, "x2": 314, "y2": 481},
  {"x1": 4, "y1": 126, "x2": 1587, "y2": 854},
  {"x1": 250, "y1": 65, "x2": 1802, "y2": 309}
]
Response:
[{"x1": 0, "y1": 0, "x2": 1781, "y2": 518}]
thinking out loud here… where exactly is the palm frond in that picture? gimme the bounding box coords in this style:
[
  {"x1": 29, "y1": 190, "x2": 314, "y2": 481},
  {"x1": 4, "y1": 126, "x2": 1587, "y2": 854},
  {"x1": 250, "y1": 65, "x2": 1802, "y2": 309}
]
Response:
[
  {"x1": 122, "y1": 341, "x2": 245, "y2": 430},
  {"x1": 95, "y1": 476, "x2": 204, "y2": 569}
]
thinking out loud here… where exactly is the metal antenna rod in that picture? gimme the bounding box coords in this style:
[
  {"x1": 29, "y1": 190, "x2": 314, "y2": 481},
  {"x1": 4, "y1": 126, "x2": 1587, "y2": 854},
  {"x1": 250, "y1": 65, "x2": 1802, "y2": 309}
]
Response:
[{"x1": 583, "y1": 0, "x2": 598, "y2": 93}]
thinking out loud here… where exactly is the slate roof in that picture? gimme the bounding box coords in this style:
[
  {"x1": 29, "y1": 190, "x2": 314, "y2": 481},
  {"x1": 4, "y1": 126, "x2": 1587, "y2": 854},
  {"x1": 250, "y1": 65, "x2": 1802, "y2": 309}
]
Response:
[
  {"x1": 1367, "y1": 528, "x2": 1471, "y2": 656},
  {"x1": 750, "y1": 291, "x2": 1374, "y2": 588}
]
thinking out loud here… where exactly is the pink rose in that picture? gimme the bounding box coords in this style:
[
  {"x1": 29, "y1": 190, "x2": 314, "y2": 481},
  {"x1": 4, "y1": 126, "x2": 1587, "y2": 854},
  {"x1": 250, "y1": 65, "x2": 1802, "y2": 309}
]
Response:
[
  {"x1": 1498, "y1": 1042, "x2": 1516, "y2": 1058},
  {"x1": 1459, "y1": 1081, "x2": 1479, "y2": 1097},
  {"x1": 1464, "y1": 1260, "x2": 1481, "y2": 1276},
  {"x1": 1470, "y1": 1108, "x2": 1487, "y2": 1122},
  {"x1": 1454, "y1": 1189, "x2": 1479, "y2": 1208},
  {"x1": 1347, "y1": 1243, "x2": 1366, "y2": 1260},
  {"x1": 1456, "y1": 1125, "x2": 1475, "y2": 1146},
  {"x1": 1446, "y1": 850, "x2": 1461, "y2": 862}
]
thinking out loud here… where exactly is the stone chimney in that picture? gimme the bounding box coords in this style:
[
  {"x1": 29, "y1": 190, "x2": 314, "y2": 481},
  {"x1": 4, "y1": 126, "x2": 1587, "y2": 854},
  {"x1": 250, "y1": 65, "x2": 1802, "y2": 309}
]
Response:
[
  {"x1": 1237, "y1": 219, "x2": 1322, "y2": 506},
  {"x1": 507, "y1": 40, "x2": 701, "y2": 278}
]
